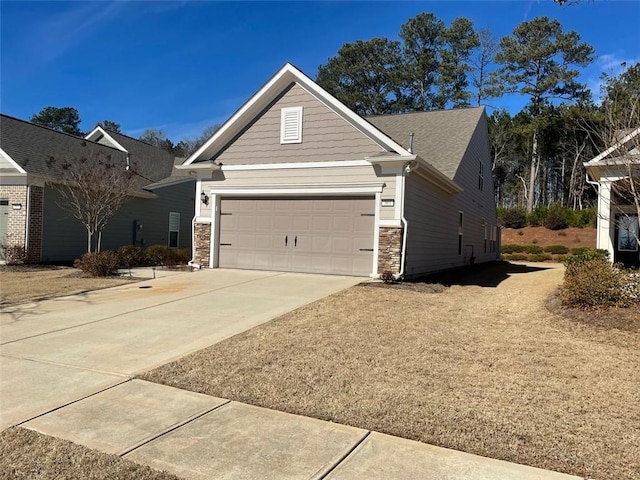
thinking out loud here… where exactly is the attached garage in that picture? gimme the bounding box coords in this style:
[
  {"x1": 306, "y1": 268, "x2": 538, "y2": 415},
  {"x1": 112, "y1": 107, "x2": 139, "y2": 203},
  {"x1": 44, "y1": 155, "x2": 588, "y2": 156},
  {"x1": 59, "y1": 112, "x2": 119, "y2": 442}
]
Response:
[{"x1": 218, "y1": 196, "x2": 375, "y2": 276}]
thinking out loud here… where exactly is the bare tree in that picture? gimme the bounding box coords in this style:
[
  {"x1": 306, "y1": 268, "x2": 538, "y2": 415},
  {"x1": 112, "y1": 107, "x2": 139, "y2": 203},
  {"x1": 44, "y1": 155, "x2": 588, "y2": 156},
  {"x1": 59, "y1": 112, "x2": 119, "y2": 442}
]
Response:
[
  {"x1": 470, "y1": 29, "x2": 499, "y2": 106},
  {"x1": 47, "y1": 143, "x2": 137, "y2": 253}
]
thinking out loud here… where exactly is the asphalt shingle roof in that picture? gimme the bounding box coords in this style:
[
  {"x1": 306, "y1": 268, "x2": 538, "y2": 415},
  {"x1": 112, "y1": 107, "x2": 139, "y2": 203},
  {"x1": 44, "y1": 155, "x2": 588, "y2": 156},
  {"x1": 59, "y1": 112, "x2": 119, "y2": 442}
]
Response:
[
  {"x1": 0, "y1": 114, "x2": 175, "y2": 187},
  {"x1": 367, "y1": 107, "x2": 484, "y2": 180}
]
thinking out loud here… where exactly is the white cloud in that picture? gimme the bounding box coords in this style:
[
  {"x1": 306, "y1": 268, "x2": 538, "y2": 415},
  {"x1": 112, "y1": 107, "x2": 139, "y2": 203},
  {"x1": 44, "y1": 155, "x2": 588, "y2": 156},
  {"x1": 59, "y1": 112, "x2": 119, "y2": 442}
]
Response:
[{"x1": 586, "y1": 53, "x2": 639, "y2": 103}]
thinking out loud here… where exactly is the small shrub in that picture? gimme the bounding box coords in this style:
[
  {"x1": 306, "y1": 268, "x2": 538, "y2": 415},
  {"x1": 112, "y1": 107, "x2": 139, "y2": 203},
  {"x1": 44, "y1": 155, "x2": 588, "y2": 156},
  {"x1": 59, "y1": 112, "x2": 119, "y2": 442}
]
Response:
[
  {"x1": 144, "y1": 245, "x2": 190, "y2": 267},
  {"x1": 527, "y1": 207, "x2": 548, "y2": 227},
  {"x1": 74, "y1": 251, "x2": 120, "y2": 277},
  {"x1": 517, "y1": 230, "x2": 524, "y2": 236},
  {"x1": 117, "y1": 245, "x2": 144, "y2": 271},
  {"x1": 571, "y1": 247, "x2": 590, "y2": 256},
  {"x1": 0, "y1": 242, "x2": 28, "y2": 265},
  {"x1": 501, "y1": 243, "x2": 524, "y2": 254},
  {"x1": 523, "y1": 245, "x2": 543, "y2": 254},
  {"x1": 175, "y1": 248, "x2": 192, "y2": 264},
  {"x1": 544, "y1": 245, "x2": 569, "y2": 255},
  {"x1": 531, "y1": 238, "x2": 538, "y2": 244},
  {"x1": 499, "y1": 207, "x2": 527, "y2": 229},
  {"x1": 380, "y1": 271, "x2": 395, "y2": 284},
  {"x1": 528, "y1": 253, "x2": 552, "y2": 262},
  {"x1": 556, "y1": 254, "x2": 569, "y2": 263},
  {"x1": 561, "y1": 251, "x2": 636, "y2": 308}
]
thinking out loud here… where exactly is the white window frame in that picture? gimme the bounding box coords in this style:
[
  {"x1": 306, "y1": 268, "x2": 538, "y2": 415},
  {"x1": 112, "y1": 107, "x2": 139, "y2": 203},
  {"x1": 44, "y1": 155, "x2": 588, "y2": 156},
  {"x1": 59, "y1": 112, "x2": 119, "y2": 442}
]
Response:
[
  {"x1": 168, "y1": 212, "x2": 180, "y2": 248},
  {"x1": 280, "y1": 106, "x2": 303, "y2": 144},
  {"x1": 478, "y1": 161, "x2": 484, "y2": 191}
]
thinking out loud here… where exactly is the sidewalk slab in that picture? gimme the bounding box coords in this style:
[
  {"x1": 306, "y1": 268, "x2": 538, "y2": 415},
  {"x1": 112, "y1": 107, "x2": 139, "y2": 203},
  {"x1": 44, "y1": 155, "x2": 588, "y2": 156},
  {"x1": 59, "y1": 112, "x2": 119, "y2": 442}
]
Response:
[
  {"x1": 125, "y1": 401, "x2": 368, "y2": 480},
  {"x1": 23, "y1": 380, "x2": 226, "y2": 455},
  {"x1": 324, "y1": 431, "x2": 582, "y2": 480},
  {"x1": 0, "y1": 356, "x2": 124, "y2": 430}
]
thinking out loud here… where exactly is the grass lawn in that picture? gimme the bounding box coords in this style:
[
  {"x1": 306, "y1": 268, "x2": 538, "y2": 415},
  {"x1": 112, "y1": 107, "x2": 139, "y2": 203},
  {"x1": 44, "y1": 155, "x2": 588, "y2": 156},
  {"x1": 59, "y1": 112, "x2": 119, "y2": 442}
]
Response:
[
  {"x1": 141, "y1": 262, "x2": 640, "y2": 480},
  {"x1": 0, "y1": 428, "x2": 179, "y2": 480},
  {"x1": 0, "y1": 266, "x2": 134, "y2": 306}
]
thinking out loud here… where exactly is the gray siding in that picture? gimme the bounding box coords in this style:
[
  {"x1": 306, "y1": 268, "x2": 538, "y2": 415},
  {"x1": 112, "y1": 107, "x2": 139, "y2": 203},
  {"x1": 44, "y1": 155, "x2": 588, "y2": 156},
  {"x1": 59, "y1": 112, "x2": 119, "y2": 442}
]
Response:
[
  {"x1": 215, "y1": 84, "x2": 385, "y2": 164},
  {"x1": 404, "y1": 114, "x2": 498, "y2": 276},
  {"x1": 42, "y1": 180, "x2": 194, "y2": 262}
]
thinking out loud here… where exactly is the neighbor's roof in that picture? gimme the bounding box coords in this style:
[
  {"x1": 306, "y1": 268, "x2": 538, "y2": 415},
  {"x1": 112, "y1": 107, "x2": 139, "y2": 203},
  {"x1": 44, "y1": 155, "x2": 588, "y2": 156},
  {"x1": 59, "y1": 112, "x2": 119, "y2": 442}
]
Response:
[
  {"x1": 0, "y1": 114, "x2": 175, "y2": 186},
  {"x1": 0, "y1": 114, "x2": 127, "y2": 179},
  {"x1": 367, "y1": 107, "x2": 485, "y2": 180}
]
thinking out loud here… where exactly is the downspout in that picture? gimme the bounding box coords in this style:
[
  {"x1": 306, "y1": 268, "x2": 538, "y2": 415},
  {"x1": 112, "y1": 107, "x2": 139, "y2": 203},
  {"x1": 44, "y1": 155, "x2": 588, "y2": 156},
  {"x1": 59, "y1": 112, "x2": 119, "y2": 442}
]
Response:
[
  {"x1": 395, "y1": 133, "x2": 416, "y2": 280},
  {"x1": 396, "y1": 160, "x2": 418, "y2": 280}
]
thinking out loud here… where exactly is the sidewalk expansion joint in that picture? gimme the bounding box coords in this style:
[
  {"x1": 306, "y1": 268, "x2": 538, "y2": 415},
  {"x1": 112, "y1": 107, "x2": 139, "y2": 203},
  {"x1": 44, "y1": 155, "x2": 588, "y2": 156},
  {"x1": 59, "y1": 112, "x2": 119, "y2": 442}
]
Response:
[
  {"x1": 17, "y1": 378, "x2": 132, "y2": 428},
  {"x1": 0, "y1": 353, "x2": 130, "y2": 377},
  {"x1": 311, "y1": 430, "x2": 371, "y2": 480},
  {"x1": 117, "y1": 399, "x2": 232, "y2": 457}
]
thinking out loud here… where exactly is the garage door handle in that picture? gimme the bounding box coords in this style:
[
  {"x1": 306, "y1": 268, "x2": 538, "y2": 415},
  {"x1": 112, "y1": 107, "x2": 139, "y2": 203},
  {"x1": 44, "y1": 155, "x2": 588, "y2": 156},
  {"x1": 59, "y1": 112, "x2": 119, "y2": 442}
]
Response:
[
  {"x1": 360, "y1": 248, "x2": 374, "y2": 252},
  {"x1": 220, "y1": 243, "x2": 232, "y2": 246},
  {"x1": 294, "y1": 236, "x2": 297, "y2": 247},
  {"x1": 285, "y1": 236, "x2": 288, "y2": 246}
]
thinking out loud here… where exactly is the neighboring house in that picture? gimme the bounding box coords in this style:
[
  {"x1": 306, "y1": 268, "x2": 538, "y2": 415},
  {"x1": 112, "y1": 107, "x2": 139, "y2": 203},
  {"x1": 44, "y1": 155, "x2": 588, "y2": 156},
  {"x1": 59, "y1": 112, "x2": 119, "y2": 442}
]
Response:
[
  {"x1": 0, "y1": 115, "x2": 194, "y2": 263},
  {"x1": 584, "y1": 127, "x2": 640, "y2": 268},
  {"x1": 179, "y1": 64, "x2": 499, "y2": 278}
]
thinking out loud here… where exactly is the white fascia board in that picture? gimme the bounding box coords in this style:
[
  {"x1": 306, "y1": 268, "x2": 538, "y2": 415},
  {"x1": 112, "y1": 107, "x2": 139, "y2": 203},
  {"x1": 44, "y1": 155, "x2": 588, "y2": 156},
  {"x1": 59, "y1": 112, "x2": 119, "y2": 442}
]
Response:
[
  {"x1": 175, "y1": 162, "x2": 221, "y2": 171},
  {"x1": 221, "y1": 160, "x2": 371, "y2": 171},
  {"x1": 144, "y1": 177, "x2": 196, "y2": 190},
  {"x1": 183, "y1": 63, "x2": 412, "y2": 165},
  {"x1": 586, "y1": 127, "x2": 640, "y2": 164},
  {"x1": 85, "y1": 126, "x2": 128, "y2": 153},
  {"x1": 207, "y1": 183, "x2": 384, "y2": 196},
  {"x1": 0, "y1": 147, "x2": 27, "y2": 174}
]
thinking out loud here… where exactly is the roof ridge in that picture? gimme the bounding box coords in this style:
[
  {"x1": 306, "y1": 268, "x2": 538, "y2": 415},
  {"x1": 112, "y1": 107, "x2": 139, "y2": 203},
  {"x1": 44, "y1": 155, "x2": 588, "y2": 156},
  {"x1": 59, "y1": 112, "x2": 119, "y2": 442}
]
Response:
[
  {"x1": 366, "y1": 106, "x2": 483, "y2": 119},
  {"x1": 1, "y1": 113, "x2": 124, "y2": 154}
]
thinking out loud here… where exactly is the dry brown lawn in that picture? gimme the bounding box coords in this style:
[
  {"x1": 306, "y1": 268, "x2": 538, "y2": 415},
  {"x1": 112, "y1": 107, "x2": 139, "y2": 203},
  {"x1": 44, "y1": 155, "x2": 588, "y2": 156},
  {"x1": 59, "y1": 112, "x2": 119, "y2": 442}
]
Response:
[
  {"x1": 142, "y1": 262, "x2": 640, "y2": 480},
  {"x1": 0, "y1": 427, "x2": 179, "y2": 480},
  {"x1": 0, "y1": 266, "x2": 134, "y2": 306},
  {"x1": 501, "y1": 226, "x2": 596, "y2": 249}
]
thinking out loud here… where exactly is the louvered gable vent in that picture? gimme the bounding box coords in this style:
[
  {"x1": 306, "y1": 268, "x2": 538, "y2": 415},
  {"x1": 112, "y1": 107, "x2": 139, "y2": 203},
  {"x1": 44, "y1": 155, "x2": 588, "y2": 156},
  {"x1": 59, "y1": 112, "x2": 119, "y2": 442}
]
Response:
[{"x1": 280, "y1": 106, "x2": 303, "y2": 144}]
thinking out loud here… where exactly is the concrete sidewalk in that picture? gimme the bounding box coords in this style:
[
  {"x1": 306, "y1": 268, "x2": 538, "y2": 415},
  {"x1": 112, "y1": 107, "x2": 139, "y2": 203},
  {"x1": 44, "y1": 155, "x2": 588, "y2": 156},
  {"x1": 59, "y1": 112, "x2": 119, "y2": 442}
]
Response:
[{"x1": 22, "y1": 379, "x2": 581, "y2": 480}]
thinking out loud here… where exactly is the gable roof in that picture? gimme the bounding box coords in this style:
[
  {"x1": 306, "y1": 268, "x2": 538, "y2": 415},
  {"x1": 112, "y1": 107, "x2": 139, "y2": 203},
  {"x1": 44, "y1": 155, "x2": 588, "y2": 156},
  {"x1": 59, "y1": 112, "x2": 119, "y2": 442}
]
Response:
[
  {"x1": 367, "y1": 107, "x2": 485, "y2": 180},
  {"x1": 85, "y1": 126, "x2": 175, "y2": 182},
  {"x1": 182, "y1": 63, "x2": 414, "y2": 165},
  {"x1": 584, "y1": 127, "x2": 640, "y2": 166}
]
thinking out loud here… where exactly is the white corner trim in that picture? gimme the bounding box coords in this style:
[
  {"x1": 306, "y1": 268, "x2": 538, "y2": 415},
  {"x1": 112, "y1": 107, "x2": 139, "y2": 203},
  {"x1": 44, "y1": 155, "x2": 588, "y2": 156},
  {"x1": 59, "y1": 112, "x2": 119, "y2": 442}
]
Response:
[
  {"x1": 0, "y1": 147, "x2": 27, "y2": 174},
  {"x1": 220, "y1": 160, "x2": 371, "y2": 171},
  {"x1": 209, "y1": 183, "x2": 384, "y2": 196},
  {"x1": 379, "y1": 219, "x2": 402, "y2": 227},
  {"x1": 85, "y1": 126, "x2": 128, "y2": 153}
]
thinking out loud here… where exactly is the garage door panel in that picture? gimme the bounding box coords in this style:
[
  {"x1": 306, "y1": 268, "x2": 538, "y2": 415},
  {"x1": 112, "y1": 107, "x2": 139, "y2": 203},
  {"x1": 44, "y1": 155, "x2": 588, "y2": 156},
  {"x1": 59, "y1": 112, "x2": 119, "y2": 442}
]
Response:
[{"x1": 219, "y1": 197, "x2": 374, "y2": 276}]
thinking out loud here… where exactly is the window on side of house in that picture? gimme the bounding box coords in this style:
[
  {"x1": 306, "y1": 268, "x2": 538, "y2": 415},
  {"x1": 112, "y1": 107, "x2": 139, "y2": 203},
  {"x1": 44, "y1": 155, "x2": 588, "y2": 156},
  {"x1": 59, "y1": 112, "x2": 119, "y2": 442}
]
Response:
[
  {"x1": 483, "y1": 220, "x2": 487, "y2": 254},
  {"x1": 168, "y1": 212, "x2": 180, "y2": 248},
  {"x1": 458, "y1": 211, "x2": 464, "y2": 255},
  {"x1": 478, "y1": 161, "x2": 484, "y2": 191},
  {"x1": 280, "y1": 106, "x2": 303, "y2": 144}
]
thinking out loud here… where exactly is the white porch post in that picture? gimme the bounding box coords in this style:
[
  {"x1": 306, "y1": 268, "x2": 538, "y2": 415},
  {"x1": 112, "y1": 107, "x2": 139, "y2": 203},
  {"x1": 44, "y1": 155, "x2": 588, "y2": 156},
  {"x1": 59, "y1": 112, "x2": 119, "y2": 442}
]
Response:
[{"x1": 597, "y1": 180, "x2": 615, "y2": 261}]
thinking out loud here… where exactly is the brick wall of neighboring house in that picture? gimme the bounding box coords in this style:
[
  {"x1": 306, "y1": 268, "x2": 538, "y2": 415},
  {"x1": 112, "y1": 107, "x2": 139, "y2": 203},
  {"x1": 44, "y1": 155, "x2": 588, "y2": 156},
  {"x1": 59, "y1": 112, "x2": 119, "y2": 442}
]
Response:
[
  {"x1": 26, "y1": 186, "x2": 44, "y2": 262},
  {"x1": 0, "y1": 185, "x2": 28, "y2": 247},
  {"x1": 193, "y1": 222, "x2": 211, "y2": 268},
  {"x1": 378, "y1": 226, "x2": 403, "y2": 275}
]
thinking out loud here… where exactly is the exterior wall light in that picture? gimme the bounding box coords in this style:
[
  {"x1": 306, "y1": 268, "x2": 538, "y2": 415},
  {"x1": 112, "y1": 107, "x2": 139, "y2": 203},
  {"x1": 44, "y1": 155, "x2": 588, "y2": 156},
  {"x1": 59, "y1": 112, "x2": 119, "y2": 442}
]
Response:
[
  {"x1": 11, "y1": 203, "x2": 22, "y2": 210},
  {"x1": 200, "y1": 191, "x2": 209, "y2": 206},
  {"x1": 381, "y1": 199, "x2": 395, "y2": 207}
]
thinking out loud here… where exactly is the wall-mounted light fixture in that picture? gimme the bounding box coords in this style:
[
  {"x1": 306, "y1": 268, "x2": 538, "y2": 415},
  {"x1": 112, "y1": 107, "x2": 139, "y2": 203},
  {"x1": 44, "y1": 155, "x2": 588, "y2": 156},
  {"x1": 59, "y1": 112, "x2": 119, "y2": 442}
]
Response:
[
  {"x1": 381, "y1": 199, "x2": 395, "y2": 207},
  {"x1": 11, "y1": 203, "x2": 22, "y2": 210},
  {"x1": 200, "y1": 191, "x2": 209, "y2": 206}
]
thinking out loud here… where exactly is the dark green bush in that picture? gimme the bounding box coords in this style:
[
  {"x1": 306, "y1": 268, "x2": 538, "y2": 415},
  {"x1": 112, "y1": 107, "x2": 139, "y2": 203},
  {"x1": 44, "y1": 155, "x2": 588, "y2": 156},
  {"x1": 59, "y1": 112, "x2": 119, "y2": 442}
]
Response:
[
  {"x1": 498, "y1": 207, "x2": 527, "y2": 229},
  {"x1": 566, "y1": 207, "x2": 597, "y2": 228},
  {"x1": 566, "y1": 248, "x2": 609, "y2": 263},
  {"x1": 523, "y1": 245, "x2": 543, "y2": 254},
  {"x1": 570, "y1": 247, "x2": 590, "y2": 256},
  {"x1": 544, "y1": 245, "x2": 569, "y2": 255},
  {"x1": 117, "y1": 245, "x2": 144, "y2": 271},
  {"x1": 527, "y1": 207, "x2": 548, "y2": 227},
  {"x1": 543, "y1": 205, "x2": 569, "y2": 230},
  {"x1": 501, "y1": 243, "x2": 524, "y2": 254},
  {"x1": 74, "y1": 251, "x2": 120, "y2": 277}
]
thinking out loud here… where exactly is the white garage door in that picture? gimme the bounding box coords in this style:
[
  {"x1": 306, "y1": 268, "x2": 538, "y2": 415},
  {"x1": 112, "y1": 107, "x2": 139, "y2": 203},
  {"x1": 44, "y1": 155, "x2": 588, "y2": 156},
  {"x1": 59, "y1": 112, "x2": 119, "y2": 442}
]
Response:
[{"x1": 219, "y1": 196, "x2": 375, "y2": 276}]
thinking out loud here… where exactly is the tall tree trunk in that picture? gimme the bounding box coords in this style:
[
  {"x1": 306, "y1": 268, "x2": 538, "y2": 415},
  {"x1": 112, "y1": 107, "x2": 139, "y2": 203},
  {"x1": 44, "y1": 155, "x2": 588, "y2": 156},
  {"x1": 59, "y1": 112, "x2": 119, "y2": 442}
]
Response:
[{"x1": 527, "y1": 129, "x2": 539, "y2": 213}]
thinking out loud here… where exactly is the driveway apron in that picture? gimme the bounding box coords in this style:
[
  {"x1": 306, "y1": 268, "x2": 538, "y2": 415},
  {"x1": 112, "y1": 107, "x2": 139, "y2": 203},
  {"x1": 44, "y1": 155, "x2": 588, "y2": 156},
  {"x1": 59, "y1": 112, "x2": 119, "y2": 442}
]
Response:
[{"x1": 0, "y1": 269, "x2": 362, "y2": 429}]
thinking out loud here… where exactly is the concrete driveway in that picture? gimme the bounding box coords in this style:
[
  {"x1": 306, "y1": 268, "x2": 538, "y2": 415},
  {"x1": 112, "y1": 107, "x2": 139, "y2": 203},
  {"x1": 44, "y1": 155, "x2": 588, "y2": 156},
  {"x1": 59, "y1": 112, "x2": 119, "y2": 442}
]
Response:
[{"x1": 0, "y1": 269, "x2": 362, "y2": 430}]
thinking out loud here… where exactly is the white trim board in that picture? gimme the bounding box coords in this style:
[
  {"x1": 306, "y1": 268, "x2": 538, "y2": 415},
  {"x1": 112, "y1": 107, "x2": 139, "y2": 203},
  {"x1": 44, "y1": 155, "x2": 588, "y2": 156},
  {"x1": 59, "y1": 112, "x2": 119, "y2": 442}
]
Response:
[
  {"x1": 85, "y1": 126, "x2": 128, "y2": 153},
  {"x1": 0, "y1": 147, "x2": 27, "y2": 174},
  {"x1": 206, "y1": 183, "x2": 384, "y2": 196},
  {"x1": 220, "y1": 160, "x2": 371, "y2": 171}
]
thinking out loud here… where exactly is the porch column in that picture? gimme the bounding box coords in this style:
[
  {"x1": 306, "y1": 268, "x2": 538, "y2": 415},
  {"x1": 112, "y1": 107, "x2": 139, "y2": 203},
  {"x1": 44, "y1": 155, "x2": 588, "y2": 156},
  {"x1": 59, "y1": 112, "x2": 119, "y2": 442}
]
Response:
[{"x1": 597, "y1": 180, "x2": 614, "y2": 261}]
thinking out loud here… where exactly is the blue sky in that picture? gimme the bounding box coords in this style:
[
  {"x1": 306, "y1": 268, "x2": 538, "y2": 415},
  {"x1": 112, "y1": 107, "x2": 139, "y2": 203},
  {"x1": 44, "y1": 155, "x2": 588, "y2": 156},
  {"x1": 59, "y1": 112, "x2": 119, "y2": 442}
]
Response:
[{"x1": 1, "y1": 1, "x2": 639, "y2": 142}]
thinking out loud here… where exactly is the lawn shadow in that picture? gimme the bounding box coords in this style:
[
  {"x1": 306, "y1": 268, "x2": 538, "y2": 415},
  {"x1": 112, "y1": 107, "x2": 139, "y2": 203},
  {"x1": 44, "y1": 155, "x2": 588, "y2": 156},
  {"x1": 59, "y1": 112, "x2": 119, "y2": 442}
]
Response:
[{"x1": 413, "y1": 261, "x2": 553, "y2": 288}]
